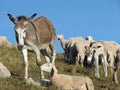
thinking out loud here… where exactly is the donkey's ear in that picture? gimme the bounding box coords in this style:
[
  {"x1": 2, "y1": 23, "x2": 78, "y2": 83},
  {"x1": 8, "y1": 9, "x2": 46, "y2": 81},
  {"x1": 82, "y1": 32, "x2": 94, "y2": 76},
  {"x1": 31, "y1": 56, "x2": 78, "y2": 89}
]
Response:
[
  {"x1": 7, "y1": 14, "x2": 16, "y2": 24},
  {"x1": 27, "y1": 13, "x2": 37, "y2": 21}
]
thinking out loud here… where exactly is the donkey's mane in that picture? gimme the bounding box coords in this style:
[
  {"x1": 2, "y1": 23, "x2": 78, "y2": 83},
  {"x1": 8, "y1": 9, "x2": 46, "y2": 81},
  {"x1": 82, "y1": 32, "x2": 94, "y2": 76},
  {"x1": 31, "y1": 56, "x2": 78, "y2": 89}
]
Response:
[{"x1": 16, "y1": 16, "x2": 27, "y2": 21}]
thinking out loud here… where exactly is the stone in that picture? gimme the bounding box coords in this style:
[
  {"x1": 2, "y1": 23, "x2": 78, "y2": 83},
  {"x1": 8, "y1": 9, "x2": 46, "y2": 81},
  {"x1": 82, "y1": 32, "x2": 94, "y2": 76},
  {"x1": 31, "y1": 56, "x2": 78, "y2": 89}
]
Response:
[{"x1": 0, "y1": 62, "x2": 11, "y2": 78}]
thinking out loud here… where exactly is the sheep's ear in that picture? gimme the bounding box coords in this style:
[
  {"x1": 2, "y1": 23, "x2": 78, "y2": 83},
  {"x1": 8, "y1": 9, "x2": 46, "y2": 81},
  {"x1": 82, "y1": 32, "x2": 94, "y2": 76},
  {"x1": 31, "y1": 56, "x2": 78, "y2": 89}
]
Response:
[
  {"x1": 97, "y1": 46, "x2": 101, "y2": 48},
  {"x1": 93, "y1": 45, "x2": 101, "y2": 49},
  {"x1": 89, "y1": 42, "x2": 96, "y2": 47},
  {"x1": 7, "y1": 13, "x2": 16, "y2": 24},
  {"x1": 27, "y1": 13, "x2": 37, "y2": 21},
  {"x1": 50, "y1": 67, "x2": 54, "y2": 77}
]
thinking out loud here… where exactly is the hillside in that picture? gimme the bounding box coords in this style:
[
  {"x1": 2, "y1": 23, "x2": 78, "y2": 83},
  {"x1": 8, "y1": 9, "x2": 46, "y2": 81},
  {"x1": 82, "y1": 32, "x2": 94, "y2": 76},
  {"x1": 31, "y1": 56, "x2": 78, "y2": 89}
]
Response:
[{"x1": 0, "y1": 45, "x2": 120, "y2": 90}]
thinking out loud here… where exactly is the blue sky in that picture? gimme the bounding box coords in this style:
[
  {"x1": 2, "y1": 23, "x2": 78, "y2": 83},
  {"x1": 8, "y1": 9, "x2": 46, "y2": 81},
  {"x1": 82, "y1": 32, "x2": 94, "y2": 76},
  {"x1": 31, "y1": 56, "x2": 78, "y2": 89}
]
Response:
[{"x1": 0, "y1": 0, "x2": 120, "y2": 53}]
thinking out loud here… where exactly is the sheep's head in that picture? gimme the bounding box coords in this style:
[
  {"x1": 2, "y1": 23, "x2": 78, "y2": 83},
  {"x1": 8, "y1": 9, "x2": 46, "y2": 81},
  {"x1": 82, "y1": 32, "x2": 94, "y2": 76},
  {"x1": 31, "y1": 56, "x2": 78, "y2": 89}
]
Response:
[
  {"x1": 85, "y1": 42, "x2": 103, "y2": 64},
  {"x1": 85, "y1": 46, "x2": 94, "y2": 64},
  {"x1": 85, "y1": 35, "x2": 94, "y2": 42},
  {"x1": 56, "y1": 34, "x2": 64, "y2": 40}
]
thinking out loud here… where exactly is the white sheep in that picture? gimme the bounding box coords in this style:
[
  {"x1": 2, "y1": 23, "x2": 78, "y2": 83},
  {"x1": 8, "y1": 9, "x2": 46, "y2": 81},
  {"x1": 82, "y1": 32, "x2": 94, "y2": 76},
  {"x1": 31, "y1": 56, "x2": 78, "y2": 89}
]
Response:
[
  {"x1": 49, "y1": 65, "x2": 94, "y2": 90},
  {"x1": 57, "y1": 34, "x2": 84, "y2": 63},
  {"x1": 99, "y1": 40, "x2": 119, "y2": 72},
  {"x1": 74, "y1": 40, "x2": 91, "y2": 67},
  {"x1": 65, "y1": 36, "x2": 84, "y2": 63},
  {"x1": 85, "y1": 42, "x2": 108, "y2": 78}
]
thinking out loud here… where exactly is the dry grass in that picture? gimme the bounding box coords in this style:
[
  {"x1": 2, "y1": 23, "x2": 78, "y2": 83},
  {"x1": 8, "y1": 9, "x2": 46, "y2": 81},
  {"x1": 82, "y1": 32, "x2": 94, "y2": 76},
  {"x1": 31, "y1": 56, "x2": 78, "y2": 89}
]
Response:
[{"x1": 0, "y1": 45, "x2": 120, "y2": 90}]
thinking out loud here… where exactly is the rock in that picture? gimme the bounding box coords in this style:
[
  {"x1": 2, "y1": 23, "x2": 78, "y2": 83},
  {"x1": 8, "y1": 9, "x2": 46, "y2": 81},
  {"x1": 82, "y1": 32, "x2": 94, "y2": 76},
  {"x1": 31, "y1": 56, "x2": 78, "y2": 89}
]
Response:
[
  {"x1": 0, "y1": 62, "x2": 11, "y2": 78},
  {"x1": 0, "y1": 36, "x2": 12, "y2": 47}
]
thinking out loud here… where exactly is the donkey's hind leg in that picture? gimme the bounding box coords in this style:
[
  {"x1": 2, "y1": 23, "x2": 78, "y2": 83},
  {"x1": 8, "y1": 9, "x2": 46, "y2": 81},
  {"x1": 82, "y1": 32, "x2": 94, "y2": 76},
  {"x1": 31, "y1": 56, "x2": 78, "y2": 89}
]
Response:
[
  {"x1": 41, "y1": 49, "x2": 51, "y2": 64},
  {"x1": 33, "y1": 47, "x2": 44, "y2": 79},
  {"x1": 49, "y1": 44, "x2": 56, "y2": 65}
]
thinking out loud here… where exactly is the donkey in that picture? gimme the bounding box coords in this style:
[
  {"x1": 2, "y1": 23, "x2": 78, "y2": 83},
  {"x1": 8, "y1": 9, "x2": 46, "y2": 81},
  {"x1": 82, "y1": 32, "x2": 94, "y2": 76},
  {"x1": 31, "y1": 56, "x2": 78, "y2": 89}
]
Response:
[{"x1": 7, "y1": 13, "x2": 56, "y2": 79}]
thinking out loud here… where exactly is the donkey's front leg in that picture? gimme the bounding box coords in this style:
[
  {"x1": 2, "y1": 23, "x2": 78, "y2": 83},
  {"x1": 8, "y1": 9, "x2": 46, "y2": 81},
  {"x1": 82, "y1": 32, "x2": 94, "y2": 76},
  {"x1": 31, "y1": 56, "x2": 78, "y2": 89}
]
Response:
[
  {"x1": 22, "y1": 49, "x2": 28, "y2": 79},
  {"x1": 49, "y1": 44, "x2": 56, "y2": 65}
]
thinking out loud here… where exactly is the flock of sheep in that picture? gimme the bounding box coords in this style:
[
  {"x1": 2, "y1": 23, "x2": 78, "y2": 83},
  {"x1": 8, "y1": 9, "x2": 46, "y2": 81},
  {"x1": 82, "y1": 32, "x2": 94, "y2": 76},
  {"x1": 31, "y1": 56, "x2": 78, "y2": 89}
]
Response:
[{"x1": 53, "y1": 33, "x2": 120, "y2": 89}]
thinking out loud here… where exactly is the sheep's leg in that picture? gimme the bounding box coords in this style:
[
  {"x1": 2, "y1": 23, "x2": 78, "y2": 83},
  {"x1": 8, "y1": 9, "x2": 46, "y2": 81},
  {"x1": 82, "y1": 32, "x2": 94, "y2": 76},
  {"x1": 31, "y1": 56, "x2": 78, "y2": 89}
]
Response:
[
  {"x1": 110, "y1": 56, "x2": 114, "y2": 73},
  {"x1": 112, "y1": 58, "x2": 119, "y2": 84},
  {"x1": 76, "y1": 53, "x2": 84, "y2": 67},
  {"x1": 101, "y1": 55, "x2": 108, "y2": 77},
  {"x1": 113, "y1": 70, "x2": 118, "y2": 84},
  {"x1": 22, "y1": 49, "x2": 28, "y2": 79},
  {"x1": 76, "y1": 53, "x2": 79, "y2": 65},
  {"x1": 68, "y1": 50, "x2": 74, "y2": 64},
  {"x1": 64, "y1": 50, "x2": 67, "y2": 62},
  {"x1": 108, "y1": 54, "x2": 114, "y2": 72},
  {"x1": 94, "y1": 57, "x2": 100, "y2": 78},
  {"x1": 80, "y1": 53, "x2": 84, "y2": 68},
  {"x1": 64, "y1": 49, "x2": 68, "y2": 62}
]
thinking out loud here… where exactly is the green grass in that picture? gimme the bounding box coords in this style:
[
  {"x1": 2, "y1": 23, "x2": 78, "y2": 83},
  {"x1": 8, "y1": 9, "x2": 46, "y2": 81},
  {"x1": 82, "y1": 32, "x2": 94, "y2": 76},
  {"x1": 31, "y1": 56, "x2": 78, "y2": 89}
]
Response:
[{"x1": 0, "y1": 45, "x2": 120, "y2": 90}]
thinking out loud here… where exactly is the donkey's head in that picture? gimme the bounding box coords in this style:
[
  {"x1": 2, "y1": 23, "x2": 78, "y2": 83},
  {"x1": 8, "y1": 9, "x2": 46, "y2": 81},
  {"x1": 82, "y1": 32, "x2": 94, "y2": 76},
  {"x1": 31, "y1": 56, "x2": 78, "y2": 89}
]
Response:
[{"x1": 7, "y1": 13, "x2": 37, "y2": 47}]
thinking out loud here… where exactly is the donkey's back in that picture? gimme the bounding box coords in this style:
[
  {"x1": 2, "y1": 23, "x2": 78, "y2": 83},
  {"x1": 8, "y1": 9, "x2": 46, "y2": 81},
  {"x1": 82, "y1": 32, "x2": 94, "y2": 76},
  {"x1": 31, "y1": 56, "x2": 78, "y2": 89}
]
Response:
[{"x1": 33, "y1": 16, "x2": 56, "y2": 44}]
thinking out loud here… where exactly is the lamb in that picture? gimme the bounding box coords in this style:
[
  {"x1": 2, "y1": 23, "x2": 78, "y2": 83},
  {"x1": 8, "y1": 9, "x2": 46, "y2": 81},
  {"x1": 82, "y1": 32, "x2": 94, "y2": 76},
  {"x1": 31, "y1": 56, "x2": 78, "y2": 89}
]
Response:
[
  {"x1": 85, "y1": 42, "x2": 108, "y2": 78},
  {"x1": 49, "y1": 65, "x2": 94, "y2": 90},
  {"x1": 65, "y1": 36, "x2": 85, "y2": 63},
  {"x1": 73, "y1": 40, "x2": 91, "y2": 67}
]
